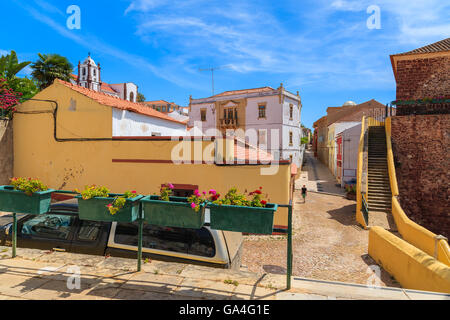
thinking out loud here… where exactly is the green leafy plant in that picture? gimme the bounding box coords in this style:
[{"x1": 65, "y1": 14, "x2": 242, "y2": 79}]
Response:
[
  {"x1": 79, "y1": 185, "x2": 137, "y2": 215},
  {"x1": 106, "y1": 190, "x2": 137, "y2": 215},
  {"x1": 212, "y1": 187, "x2": 268, "y2": 207},
  {"x1": 159, "y1": 183, "x2": 174, "y2": 201},
  {"x1": 345, "y1": 184, "x2": 356, "y2": 195},
  {"x1": 30, "y1": 53, "x2": 74, "y2": 90},
  {"x1": 79, "y1": 185, "x2": 109, "y2": 200},
  {"x1": 10, "y1": 177, "x2": 48, "y2": 196},
  {"x1": 224, "y1": 279, "x2": 239, "y2": 286}
]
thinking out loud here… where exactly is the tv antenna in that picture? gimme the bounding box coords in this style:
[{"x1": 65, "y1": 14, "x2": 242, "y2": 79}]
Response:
[{"x1": 199, "y1": 65, "x2": 231, "y2": 96}]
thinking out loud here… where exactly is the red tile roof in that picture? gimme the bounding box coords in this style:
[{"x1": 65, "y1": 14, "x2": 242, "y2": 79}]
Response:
[
  {"x1": 393, "y1": 38, "x2": 450, "y2": 56},
  {"x1": 143, "y1": 100, "x2": 176, "y2": 106},
  {"x1": 101, "y1": 83, "x2": 117, "y2": 94},
  {"x1": 71, "y1": 74, "x2": 119, "y2": 95},
  {"x1": 55, "y1": 79, "x2": 187, "y2": 125},
  {"x1": 211, "y1": 87, "x2": 276, "y2": 98},
  {"x1": 233, "y1": 137, "x2": 274, "y2": 162}
]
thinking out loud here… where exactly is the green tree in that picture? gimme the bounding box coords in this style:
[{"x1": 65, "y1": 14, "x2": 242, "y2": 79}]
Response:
[
  {"x1": 137, "y1": 92, "x2": 146, "y2": 103},
  {"x1": 0, "y1": 51, "x2": 31, "y2": 80},
  {"x1": 31, "y1": 53, "x2": 74, "y2": 89},
  {"x1": 9, "y1": 77, "x2": 38, "y2": 101}
]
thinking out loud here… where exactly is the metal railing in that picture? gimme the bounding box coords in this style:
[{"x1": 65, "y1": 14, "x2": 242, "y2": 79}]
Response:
[{"x1": 361, "y1": 192, "x2": 369, "y2": 226}]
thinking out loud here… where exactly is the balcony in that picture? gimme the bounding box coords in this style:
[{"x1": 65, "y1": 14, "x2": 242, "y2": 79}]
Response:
[{"x1": 219, "y1": 118, "x2": 239, "y2": 128}]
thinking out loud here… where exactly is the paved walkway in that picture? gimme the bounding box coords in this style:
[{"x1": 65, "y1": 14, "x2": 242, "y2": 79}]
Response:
[
  {"x1": 243, "y1": 150, "x2": 400, "y2": 287},
  {"x1": 295, "y1": 150, "x2": 345, "y2": 195},
  {"x1": 0, "y1": 247, "x2": 447, "y2": 300}
]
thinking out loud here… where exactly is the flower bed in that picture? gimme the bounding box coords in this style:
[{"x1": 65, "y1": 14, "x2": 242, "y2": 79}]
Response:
[
  {"x1": 0, "y1": 178, "x2": 54, "y2": 214},
  {"x1": 208, "y1": 187, "x2": 277, "y2": 234},
  {"x1": 75, "y1": 186, "x2": 142, "y2": 222},
  {"x1": 141, "y1": 195, "x2": 206, "y2": 229}
]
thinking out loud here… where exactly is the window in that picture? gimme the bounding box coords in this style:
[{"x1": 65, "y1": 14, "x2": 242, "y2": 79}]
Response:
[
  {"x1": 129, "y1": 91, "x2": 135, "y2": 102},
  {"x1": 162, "y1": 106, "x2": 166, "y2": 112},
  {"x1": 93, "y1": 69, "x2": 96, "y2": 76},
  {"x1": 258, "y1": 129, "x2": 267, "y2": 146},
  {"x1": 289, "y1": 131, "x2": 293, "y2": 145},
  {"x1": 151, "y1": 132, "x2": 161, "y2": 136},
  {"x1": 82, "y1": 68, "x2": 86, "y2": 76},
  {"x1": 258, "y1": 104, "x2": 266, "y2": 119},
  {"x1": 200, "y1": 109, "x2": 207, "y2": 121},
  {"x1": 289, "y1": 155, "x2": 293, "y2": 163},
  {"x1": 289, "y1": 104, "x2": 293, "y2": 120},
  {"x1": 77, "y1": 220, "x2": 102, "y2": 241},
  {"x1": 21, "y1": 214, "x2": 75, "y2": 240},
  {"x1": 114, "y1": 223, "x2": 215, "y2": 257}
]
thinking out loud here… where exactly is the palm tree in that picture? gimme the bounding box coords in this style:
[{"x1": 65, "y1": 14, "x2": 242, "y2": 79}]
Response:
[
  {"x1": 0, "y1": 50, "x2": 31, "y2": 80},
  {"x1": 31, "y1": 53, "x2": 74, "y2": 89}
]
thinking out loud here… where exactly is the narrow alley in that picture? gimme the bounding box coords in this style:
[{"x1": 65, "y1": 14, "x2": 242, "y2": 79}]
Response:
[{"x1": 242, "y1": 150, "x2": 399, "y2": 287}]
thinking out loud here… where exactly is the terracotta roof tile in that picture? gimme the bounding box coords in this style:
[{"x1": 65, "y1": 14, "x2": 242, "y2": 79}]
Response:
[
  {"x1": 211, "y1": 87, "x2": 276, "y2": 98},
  {"x1": 55, "y1": 79, "x2": 187, "y2": 125},
  {"x1": 100, "y1": 83, "x2": 118, "y2": 94},
  {"x1": 233, "y1": 137, "x2": 274, "y2": 162},
  {"x1": 393, "y1": 38, "x2": 450, "y2": 56}
]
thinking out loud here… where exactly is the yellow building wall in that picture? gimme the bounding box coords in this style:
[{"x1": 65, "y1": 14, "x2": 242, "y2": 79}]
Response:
[{"x1": 13, "y1": 82, "x2": 292, "y2": 227}]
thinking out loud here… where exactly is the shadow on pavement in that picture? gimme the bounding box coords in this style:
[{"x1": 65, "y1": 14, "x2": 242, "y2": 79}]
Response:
[{"x1": 326, "y1": 204, "x2": 359, "y2": 226}]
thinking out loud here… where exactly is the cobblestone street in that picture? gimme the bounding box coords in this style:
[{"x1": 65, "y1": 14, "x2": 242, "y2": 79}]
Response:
[{"x1": 242, "y1": 150, "x2": 400, "y2": 288}]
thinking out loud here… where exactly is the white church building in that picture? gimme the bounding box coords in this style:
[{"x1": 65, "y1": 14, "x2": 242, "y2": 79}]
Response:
[{"x1": 70, "y1": 54, "x2": 187, "y2": 137}]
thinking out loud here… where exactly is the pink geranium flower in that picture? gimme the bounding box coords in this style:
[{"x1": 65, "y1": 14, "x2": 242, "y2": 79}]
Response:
[{"x1": 190, "y1": 202, "x2": 196, "y2": 209}]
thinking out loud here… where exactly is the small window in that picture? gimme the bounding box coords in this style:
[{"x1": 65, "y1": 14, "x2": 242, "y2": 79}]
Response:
[
  {"x1": 289, "y1": 155, "x2": 293, "y2": 163},
  {"x1": 258, "y1": 129, "x2": 267, "y2": 146},
  {"x1": 21, "y1": 214, "x2": 75, "y2": 240},
  {"x1": 93, "y1": 69, "x2": 96, "y2": 76},
  {"x1": 151, "y1": 132, "x2": 161, "y2": 136},
  {"x1": 289, "y1": 104, "x2": 293, "y2": 120},
  {"x1": 114, "y1": 223, "x2": 215, "y2": 257},
  {"x1": 289, "y1": 131, "x2": 293, "y2": 145},
  {"x1": 77, "y1": 220, "x2": 102, "y2": 241},
  {"x1": 129, "y1": 91, "x2": 135, "y2": 102},
  {"x1": 258, "y1": 104, "x2": 266, "y2": 118},
  {"x1": 82, "y1": 68, "x2": 86, "y2": 76},
  {"x1": 200, "y1": 109, "x2": 207, "y2": 121}
]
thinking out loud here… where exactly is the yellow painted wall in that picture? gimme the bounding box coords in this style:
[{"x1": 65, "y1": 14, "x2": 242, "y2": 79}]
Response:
[
  {"x1": 356, "y1": 116, "x2": 367, "y2": 228},
  {"x1": 14, "y1": 81, "x2": 292, "y2": 227},
  {"x1": 368, "y1": 226, "x2": 450, "y2": 293}
]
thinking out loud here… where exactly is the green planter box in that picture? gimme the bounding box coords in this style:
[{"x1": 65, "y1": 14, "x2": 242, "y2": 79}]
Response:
[
  {"x1": 0, "y1": 185, "x2": 54, "y2": 215},
  {"x1": 141, "y1": 195, "x2": 205, "y2": 229},
  {"x1": 75, "y1": 194, "x2": 143, "y2": 222},
  {"x1": 208, "y1": 203, "x2": 278, "y2": 234}
]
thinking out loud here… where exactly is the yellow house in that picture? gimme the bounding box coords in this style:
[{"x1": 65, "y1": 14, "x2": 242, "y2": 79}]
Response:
[{"x1": 13, "y1": 80, "x2": 295, "y2": 228}]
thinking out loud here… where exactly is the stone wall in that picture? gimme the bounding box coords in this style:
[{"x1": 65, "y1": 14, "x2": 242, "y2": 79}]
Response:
[
  {"x1": 0, "y1": 120, "x2": 13, "y2": 185},
  {"x1": 391, "y1": 114, "x2": 450, "y2": 238},
  {"x1": 396, "y1": 55, "x2": 450, "y2": 101}
]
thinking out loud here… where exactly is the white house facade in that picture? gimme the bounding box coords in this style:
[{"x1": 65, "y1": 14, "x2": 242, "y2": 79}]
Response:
[{"x1": 188, "y1": 84, "x2": 304, "y2": 168}]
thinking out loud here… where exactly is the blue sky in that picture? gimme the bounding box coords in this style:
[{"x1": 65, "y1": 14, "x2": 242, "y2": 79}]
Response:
[{"x1": 1, "y1": 0, "x2": 449, "y2": 128}]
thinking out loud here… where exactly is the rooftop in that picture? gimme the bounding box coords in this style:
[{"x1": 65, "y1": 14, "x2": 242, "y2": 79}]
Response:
[
  {"x1": 392, "y1": 38, "x2": 450, "y2": 56},
  {"x1": 56, "y1": 79, "x2": 187, "y2": 125}
]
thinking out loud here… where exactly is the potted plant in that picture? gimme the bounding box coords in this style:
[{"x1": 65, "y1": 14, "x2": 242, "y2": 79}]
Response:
[
  {"x1": 140, "y1": 183, "x2": 206, "y2": 229},
  {"x1": 208, "y1": 187, "x2": 278, "y2": 234},
  {"x1": 75, "y1": 185, "x2": 142, "y2": 222},
  {"x1": 345, "y1": 184, "x2": 356, "y2": 200},
  {"x1": 0, "y1": 177, "x2": 54, "y2": 214}
]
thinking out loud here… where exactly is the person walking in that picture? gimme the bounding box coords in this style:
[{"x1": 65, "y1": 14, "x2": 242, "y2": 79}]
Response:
[{"x1": 301, "y1": 185, "x2": 307, "y2": 203}]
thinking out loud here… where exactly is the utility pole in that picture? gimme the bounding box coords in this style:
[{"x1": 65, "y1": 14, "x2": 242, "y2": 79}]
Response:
[{"x1": 199, "y1": 65, "x2": 231, "y2": 96}]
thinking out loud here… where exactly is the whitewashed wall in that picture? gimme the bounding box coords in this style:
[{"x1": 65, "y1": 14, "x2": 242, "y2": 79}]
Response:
[
  {"x1": 112, "y1": 109, "x2": 187, "y2": 137},
  {"x1": 340, "y1": 123, "x2": 361, "y2": 186}
]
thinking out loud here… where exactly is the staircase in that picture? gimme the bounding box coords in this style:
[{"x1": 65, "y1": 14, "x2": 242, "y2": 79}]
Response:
[{"x1": 367, "y1": 126, "x2": 396, "y2": 230}]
